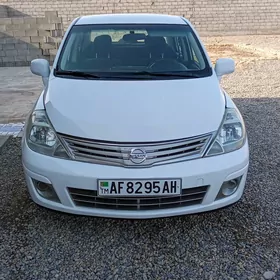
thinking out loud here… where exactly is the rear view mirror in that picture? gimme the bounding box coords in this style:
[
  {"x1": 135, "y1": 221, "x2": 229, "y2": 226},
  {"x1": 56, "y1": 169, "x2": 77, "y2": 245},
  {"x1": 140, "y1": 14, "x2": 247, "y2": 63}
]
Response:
[
  {"x1": 215, "y1": 58, "x2": 235, "y2": 81},
  {"x1": 30, "y1": 59, "x2": 50, "y2": 87}
]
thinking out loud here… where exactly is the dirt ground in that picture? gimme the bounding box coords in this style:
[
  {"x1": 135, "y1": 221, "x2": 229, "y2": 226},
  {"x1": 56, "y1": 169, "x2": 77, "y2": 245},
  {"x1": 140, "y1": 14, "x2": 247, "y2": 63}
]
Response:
[
  {"x1": 0, "y1": 67, "x2": 42, "y2": 124},
  {"x1": 204, "y1": 35, "x2": 280, "y2": 69},
  {"x1": 0, "y1": 34, "x2": 280, "y2": 124}
]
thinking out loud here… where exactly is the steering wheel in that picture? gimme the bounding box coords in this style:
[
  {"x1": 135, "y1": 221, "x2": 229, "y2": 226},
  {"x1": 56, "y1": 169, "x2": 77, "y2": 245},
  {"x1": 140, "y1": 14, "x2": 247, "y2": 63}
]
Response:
[{"x1": 148, "y1": 59, "x2": 188, "y2": 72}]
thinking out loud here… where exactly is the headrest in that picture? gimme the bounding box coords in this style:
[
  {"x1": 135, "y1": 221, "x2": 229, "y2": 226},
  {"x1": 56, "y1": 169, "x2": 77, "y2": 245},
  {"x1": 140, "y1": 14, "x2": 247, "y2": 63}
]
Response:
[
  {"x1": 94, "y1": 35, "x2": 112, "y2": 51},
  {"x1": 145, "y1": 36, "x2": 166, "y2": 47}
]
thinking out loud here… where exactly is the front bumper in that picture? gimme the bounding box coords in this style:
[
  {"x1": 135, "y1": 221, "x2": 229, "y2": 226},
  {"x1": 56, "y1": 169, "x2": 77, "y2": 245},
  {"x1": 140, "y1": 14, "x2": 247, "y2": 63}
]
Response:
[{"x1": 22, "y1": 138, "x2": 249, "y2": 219}]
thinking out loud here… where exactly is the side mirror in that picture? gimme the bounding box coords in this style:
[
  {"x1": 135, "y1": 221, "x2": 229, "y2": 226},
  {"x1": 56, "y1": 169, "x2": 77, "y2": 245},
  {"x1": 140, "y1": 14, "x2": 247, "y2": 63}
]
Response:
[
  {"x1": 215, "y1": 58, "x2": 235, "y2": 82},
  {"x1": 30, "y1": 59, "x2": 50, "y2": 87}
]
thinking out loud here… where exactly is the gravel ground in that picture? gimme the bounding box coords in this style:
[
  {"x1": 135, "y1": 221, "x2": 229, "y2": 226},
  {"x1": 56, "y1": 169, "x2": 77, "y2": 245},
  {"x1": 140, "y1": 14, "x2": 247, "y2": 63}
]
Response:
[{"x1": 1, "y1": 61, "x2": 280, "y2": 279}]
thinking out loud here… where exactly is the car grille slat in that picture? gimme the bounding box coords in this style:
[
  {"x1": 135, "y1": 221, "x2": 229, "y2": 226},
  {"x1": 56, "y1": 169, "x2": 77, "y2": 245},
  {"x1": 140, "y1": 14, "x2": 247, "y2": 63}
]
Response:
[
  {"x1": 63, "y1": 135, "x2": 209, "y2": 149},
  {"x1": 74, "y1": 152, "x2": 125, "y2": 163},
  {"x1": 140, "y1": 136, "x2": 209, "y2": 151},
  {"x1": 60, "y1": 133, "x2": 213, "y2": 167},
  {"x1": 69, "y1": 189, "x2": 207, "y2": 200},
  {"x1": 63, "y1": 137, "x2": 120, "y2": 149},
  {"x1": 68, "y1": 186, "x2": 209, "y2": 210},
  {"x1": 147, "y1": 142, "x2": 205, "y2": 158},
  {"x1": 72, "y1": 146, "x2": 124, "y2": 159},
  {"x1": 72, "y1": 196, "x2": 203, "y2": 207}
]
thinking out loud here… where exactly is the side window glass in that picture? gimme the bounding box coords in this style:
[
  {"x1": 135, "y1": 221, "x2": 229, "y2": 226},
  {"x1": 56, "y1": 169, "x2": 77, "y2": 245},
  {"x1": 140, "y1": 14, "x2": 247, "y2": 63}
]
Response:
[
  {"x1": 192, "y1": 49, "x2": 199, "y2": 64},
  {"x1": 165, "y1": 37, "x2": 178, "y2": 56},
  {"x1": 91, "y1": 30, "x2": 147, "y2": 43},
  {"x1": 187, "y1": 33, "x2": 206, "y2": 69},
  {"x1": 175, "y1": 37, "x2": 183, "y2": 59},
  {"x1": 60, "y1": 33, "x2": 84, "y2": 69}
]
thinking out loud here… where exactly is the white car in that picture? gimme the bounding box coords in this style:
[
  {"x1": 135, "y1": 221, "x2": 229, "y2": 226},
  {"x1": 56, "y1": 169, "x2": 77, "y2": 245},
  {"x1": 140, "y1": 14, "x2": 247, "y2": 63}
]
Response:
[{"x1": 22, "y1": 14, "x2": 249, "y2": 219}]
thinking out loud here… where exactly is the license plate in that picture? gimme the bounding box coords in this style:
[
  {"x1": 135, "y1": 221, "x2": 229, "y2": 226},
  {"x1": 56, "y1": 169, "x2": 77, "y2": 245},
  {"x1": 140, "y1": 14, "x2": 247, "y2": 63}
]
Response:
[{"x1": 98, "y1": 179, "x2": 182, "y2": 197}]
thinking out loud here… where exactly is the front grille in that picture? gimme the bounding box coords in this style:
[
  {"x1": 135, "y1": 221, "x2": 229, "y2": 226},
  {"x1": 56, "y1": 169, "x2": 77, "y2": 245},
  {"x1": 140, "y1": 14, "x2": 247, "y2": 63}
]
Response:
[
  {"x1": 68, "y1": 186, "x2": 209, "y2": 210},
  {"x1": 60, "y1": 133, "x2": 212, "y2": 167}
]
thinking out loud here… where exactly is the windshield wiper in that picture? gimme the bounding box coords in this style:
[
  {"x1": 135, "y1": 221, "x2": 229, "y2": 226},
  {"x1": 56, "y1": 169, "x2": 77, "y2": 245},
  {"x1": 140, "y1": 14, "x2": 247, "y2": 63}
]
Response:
[
  {"x1": 117, "y1": 71, "x2": 202, "y2": 78},
  {"x1": 54, "y1": 70, "x2": 101, "y2": 79},
  {"x1": 54, "y1": 70, "x2": 202, "y2": 79}
]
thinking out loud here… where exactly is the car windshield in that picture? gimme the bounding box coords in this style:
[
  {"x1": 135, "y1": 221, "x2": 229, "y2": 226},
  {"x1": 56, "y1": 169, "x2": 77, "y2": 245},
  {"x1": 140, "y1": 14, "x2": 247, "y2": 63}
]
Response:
[{"x1": 56, "y1": 24, "x2": 212, "y2": 79}]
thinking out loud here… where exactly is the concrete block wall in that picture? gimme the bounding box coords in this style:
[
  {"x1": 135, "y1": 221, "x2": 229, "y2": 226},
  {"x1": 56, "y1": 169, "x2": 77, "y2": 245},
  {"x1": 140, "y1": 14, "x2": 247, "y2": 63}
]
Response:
[
  {"x1": 0, "y1": 11, "x2": 63, "y2": 66},
  {"x1": 0, "y1": 5, "x2": 8, "y2": 18},
  {"x1": 0, "y1": 0, "x2": 280, "y2": 35},
  {"x1": 0, "y1": 0, "x2": 280, "y2": 66}
]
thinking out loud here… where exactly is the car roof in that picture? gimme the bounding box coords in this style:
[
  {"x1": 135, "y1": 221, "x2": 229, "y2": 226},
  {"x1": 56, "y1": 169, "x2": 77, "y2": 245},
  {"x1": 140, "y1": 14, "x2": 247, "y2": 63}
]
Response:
[{"x1": 76, "y1": 13, "x2": 187, "y2": 25}]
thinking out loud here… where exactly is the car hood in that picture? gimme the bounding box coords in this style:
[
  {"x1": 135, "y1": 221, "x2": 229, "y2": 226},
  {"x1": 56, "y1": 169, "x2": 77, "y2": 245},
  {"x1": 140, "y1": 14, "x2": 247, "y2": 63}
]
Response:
[{"x1": 45, "y1": 76, "x2": 225, "y2": 142}]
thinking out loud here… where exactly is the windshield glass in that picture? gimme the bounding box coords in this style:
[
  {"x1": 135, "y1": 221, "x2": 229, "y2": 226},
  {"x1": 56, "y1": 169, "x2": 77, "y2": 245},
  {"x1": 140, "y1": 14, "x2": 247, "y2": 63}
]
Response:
[{"x1": 56, "y1": 24, "x2": 212, "y2": 79}]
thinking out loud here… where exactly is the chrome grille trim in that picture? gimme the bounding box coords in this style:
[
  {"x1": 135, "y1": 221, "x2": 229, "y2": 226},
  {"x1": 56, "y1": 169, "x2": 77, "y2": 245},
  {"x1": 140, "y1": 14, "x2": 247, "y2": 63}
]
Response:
[
  {"x1": 59, "y1": 133, "x2": 213, "y2": 167},
  {"x1": 68, "y1": 186, "x2": 209, "y2": 210}
]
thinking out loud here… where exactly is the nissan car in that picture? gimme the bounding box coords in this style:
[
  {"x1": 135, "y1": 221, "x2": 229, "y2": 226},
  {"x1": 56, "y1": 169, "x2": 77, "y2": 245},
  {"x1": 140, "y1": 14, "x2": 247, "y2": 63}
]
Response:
[{"x1": 22, "y1": 13, "x2": 249, "y2": 219}]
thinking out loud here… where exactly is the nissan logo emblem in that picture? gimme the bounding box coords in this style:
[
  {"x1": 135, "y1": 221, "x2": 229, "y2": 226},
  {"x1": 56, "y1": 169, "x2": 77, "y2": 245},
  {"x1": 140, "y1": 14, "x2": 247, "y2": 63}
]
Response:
[{"x1": 129, "y1": 148, "x2": 147, "y2": 164}]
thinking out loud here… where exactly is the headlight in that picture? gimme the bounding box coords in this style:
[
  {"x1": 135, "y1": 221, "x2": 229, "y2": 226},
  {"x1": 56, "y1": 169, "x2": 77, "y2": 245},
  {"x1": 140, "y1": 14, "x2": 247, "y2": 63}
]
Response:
[
  {"x1": 206, "y1": 108, "x2": 246, "y2": 156},
  {"x1": 26, "y1": 110, "x2": 70, "y2": 159}
]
